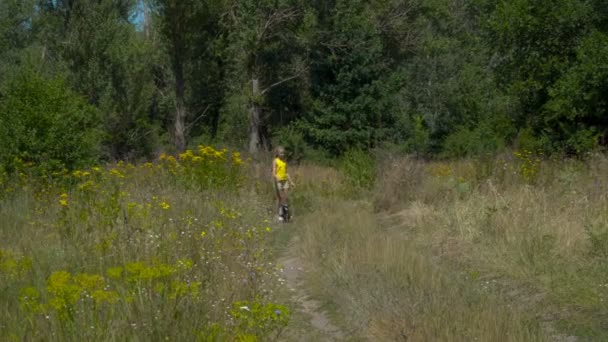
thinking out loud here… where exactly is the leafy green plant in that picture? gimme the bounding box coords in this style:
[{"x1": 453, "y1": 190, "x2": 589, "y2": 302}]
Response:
[
  {"x1": 0, "y1": 67, "x2": 101, "y2": 173},
  {"x1": 230, "y1": 300, "x2": 290, "y2": 339},
  {"x1": 339, "y1": 149, "x2": 375, "y2": 192},
  {"x1": 442, "y1": 116, "x2": 513, "y2": 158},
  {"x1": 408, "y1": 115, "x2": 430, "y2": 156}
]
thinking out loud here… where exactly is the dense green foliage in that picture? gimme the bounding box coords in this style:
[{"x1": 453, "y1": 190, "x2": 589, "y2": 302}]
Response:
[
  {"x1": 0, "y1": 0, "x2": 606, "y2": 170},
  {"x1": 0, "y1": 68, "x2": 101, "y2": 171},
  {"x1": 486, "y1": 0, "x2": 608, "y2": 153}
]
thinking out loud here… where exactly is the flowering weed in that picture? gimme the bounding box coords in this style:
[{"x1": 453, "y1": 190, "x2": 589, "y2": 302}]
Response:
[{"x1": 0, "y1": 145, "x2": 288, "y2": 340}]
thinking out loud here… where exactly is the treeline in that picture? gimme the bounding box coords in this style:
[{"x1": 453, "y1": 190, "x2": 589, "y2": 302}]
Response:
[{"x1": 1, "y1": 0, "x2": 607, "y2": 170}]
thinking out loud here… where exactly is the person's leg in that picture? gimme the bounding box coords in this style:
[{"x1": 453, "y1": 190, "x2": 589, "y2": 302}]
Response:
[
  {"x1": 279, "y1": 188, "x2": 290, "y2": 219},
  {"x1": 283, "y1": 190, "x2": 289, "y2": 208},
  {"x1": 274, "y1": 182, "x2": 281, "y2": 215},
  {"x1": 274, "y1": 181, "x2": 282, "y2": 219},
  {"x1": 279, "y1": 189, "x2": 287, "y2": 206},
  {"x1": 281, "y1": 188, "x2": 290, "y2": 221}
]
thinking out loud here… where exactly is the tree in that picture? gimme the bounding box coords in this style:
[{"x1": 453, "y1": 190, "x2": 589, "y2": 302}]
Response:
[
  {"x1": 396, "y1": 0, "x2": 516, "y2": 155},
  {"x1": 152, "y1": 0, "x2": 234, "y2": 153},
  {"x1": 487, "y1": 0, "x2": 607, "y2": 152},
  {"x1": 0, "y1": 0, "x2": 36, "y2": 81},
  {"x1": 152, "y1": 0, "x2": 195, "y2": 152},
  {"x1": 222, "y1": 0, "x2": 304, "y2": 154},
  {"x1": 297, "y1": 0, "x2": 410, "y2": 155},
  {"x1": 33, "y1": 0, "x2": 163, "y2": 160},
  {"x1": 544, "y1": 31, "x2": 608, "y2": 152}
]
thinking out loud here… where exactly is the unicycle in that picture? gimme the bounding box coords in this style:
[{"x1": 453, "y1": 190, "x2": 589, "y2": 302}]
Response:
[{"x1": 280, "y1": 204, "x2": 291, "y2": 223}]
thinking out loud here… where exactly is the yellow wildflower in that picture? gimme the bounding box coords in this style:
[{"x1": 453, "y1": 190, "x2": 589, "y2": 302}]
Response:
[
  {"x1": 179, "y1": 149, "x2": 194, "y2": 161},
  {"x1": 91, "y1": 290, "x2": 119, "y2": 305},
  {"x1": 109, "y1": 168, "x2": 125, "y2": 178},
  {"x1": 59, "y1": 193, "x2": 68, "y2": 207},
  {"x1": 233, "y1": 152, "x2": 243, "y2": 165}
]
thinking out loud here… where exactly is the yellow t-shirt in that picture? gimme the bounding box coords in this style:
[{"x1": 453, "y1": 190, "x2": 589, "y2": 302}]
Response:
[{"x1": 275, "y1": 158, "x2": 287, "y2": 181}]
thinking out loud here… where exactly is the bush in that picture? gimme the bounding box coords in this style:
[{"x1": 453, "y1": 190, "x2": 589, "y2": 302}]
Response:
[
  {"x1": 542, "y1": 31, "x2": 608, "y2": 155},
  {"x1": 0, "y1": 68, "x2": 101, "y2": 173},
  {"x1": 339, "y1": 149, "x2": 375, "y2": 192},
  {"x1": 441, "y1": 116, "x2": 513, "y2": 158},
  {"x1": 405, "y1": 115, "x2": 430, "y2": 156}
]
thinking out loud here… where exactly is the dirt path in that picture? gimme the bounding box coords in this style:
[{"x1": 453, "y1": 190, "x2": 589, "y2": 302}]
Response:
[{"x1": 279, "y1": 236, "x2": 345, "y2": 341}]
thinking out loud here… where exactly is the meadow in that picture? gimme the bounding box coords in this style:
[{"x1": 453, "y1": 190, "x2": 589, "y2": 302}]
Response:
[
  {"x1": 0, "y1": 146, "x2": 289, "y2": 341},
  {"x1": 1, "y1": 148, "x2": 607, "y2": 341},
  {"x1": 289, "y1": 151, "x2": 608, "y2": 341}
]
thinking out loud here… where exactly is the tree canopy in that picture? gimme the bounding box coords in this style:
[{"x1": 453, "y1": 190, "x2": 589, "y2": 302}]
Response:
[{"x1": 0, "y1": 0, "x2": 606, "y2": 169}]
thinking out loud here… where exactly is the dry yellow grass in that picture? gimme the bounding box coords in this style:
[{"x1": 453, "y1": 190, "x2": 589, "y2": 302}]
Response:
[{"x1": 286, "y1": 152, "x2": 608, "y2": 341}]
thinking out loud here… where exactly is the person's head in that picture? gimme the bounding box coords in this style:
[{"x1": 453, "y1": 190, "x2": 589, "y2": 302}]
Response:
[{"x1": 274, "y1": 146, "x2": 285, "y2": 159}]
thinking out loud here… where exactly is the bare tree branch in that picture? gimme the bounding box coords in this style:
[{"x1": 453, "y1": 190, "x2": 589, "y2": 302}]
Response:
[
  {"x1": 258, "y1": 7, "x2": 298, "y2": 42},
  {"x1": 261, "y1": 72, "x2": 303, "y2": 95},
  {"x1": 185, "y1": 104, "x2": 211, "y2": 133}
]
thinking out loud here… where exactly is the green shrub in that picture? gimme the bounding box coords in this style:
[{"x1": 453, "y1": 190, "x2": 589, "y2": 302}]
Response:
[
  {"x1": 406, "y1": 115, "x2": 430, "y2": 156},
  {"x1": 0, "y1": 68, "x2": 101, "y2": 173},
  {"x1": 442, "y1": 117, "x2": 513, "y2": 158},
  {"x1": 542, "y1": 31, "x2": 608, "y2": 155},
  {"x1": 339, "y1": 149, "x2": 375, "y2": 192}
]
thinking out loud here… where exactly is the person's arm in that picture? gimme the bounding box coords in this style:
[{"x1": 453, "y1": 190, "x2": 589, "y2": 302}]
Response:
[
  {"x1": 271, "y1": 158, "x2": 277, "y2": 182},
  {"x1": 287, "y1": 173, "x2": 295, "y2": 187}
]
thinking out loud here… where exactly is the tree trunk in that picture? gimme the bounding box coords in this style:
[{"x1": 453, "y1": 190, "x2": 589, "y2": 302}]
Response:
[
  {"x1": 248, "y1": 78, "x2": 263, "y2": 155},
  {"x1": 174, "y1": 57, "x2": 186, "y2": 152},
  {"x1": 174, "y1": 96, "x2": 186, "y2": 152},
  {"x1": 143, "y1": 0, "x2": 151, "y2": 39}
]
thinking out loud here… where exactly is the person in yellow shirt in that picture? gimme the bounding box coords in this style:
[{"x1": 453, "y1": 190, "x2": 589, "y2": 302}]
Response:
[{"x1": 272, "y1": 146, "x2": 295, "y2": 222}]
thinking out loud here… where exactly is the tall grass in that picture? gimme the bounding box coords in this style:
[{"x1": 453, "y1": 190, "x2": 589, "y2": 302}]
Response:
[
  {"x1": 295, "y1": 200, "x2": 545, "y2": 341},
  {"x1": 0, "y1": 146, "x2": 289, "y2": 341},
  {"x1": 291, "y1": 151, "x2": 608, "y2": 341},
  {"x1": 4, "y1": 148, "x2": 606, "y2": 340}
]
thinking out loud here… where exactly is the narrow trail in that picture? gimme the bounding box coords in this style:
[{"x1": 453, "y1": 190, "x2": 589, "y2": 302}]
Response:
[{"x1": 279, "y1": 235, "x2": 345, "y2": 341}]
